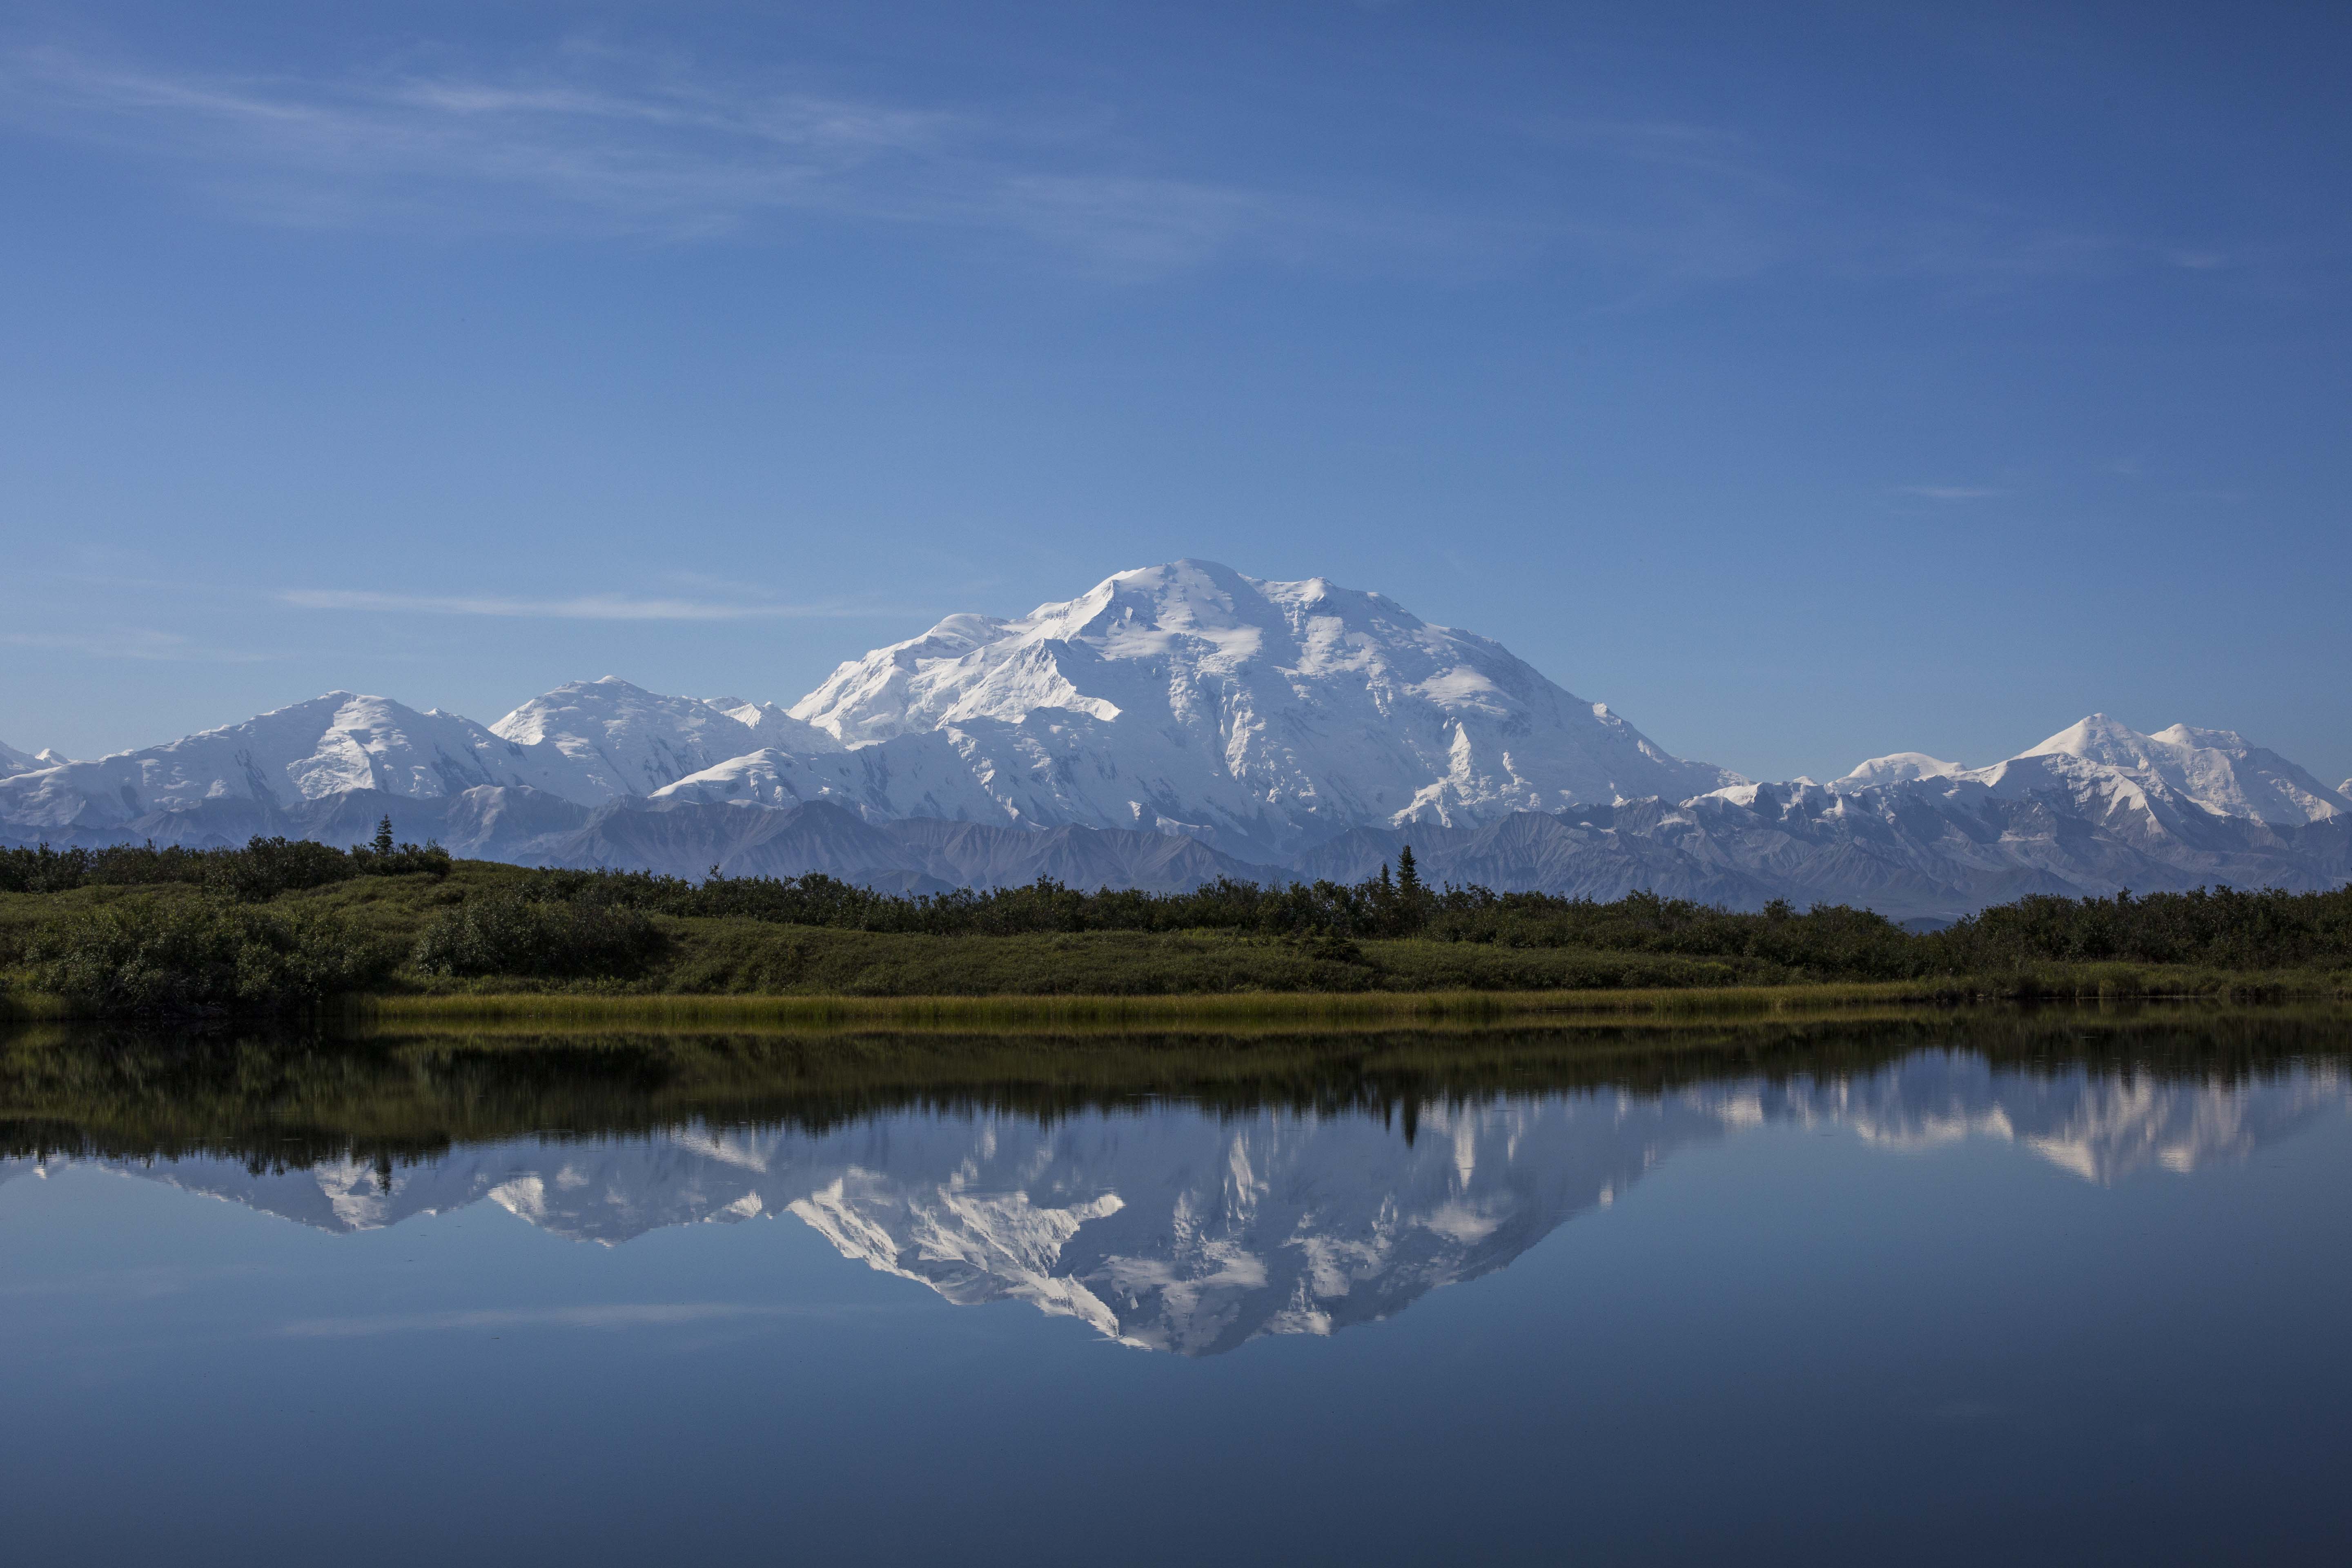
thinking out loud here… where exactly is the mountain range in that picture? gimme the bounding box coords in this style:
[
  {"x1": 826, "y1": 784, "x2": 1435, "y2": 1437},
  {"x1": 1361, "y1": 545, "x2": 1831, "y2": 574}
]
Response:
[
  {"x1": 7, "y1": 1056, "x2": 2339, "y2": 1354},
  {"x1": 4, "y1": 559, "x2": 2346, "y2": 918}
]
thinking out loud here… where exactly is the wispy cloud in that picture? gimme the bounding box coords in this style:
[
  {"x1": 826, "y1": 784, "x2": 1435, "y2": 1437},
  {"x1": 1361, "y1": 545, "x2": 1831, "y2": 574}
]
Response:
[
  {"x1": 0, "y1": 43, "x2": 1352, "y2": 273},
  {"x1": 1, "y1": 40, "x2": 2193, "y2": 291},
  {"x1": 0, "y1": 627, "x2": 272, "y2": 662},
  {"x1": 1897, "y1": 485, "x2": 2005, "y2": 501},
  {"x1": 280, "y1": 1302, "x2": 805, "y2": 1337},
  {"x1": 281, "y1": 588, "x2": 850, "y2": 620}
]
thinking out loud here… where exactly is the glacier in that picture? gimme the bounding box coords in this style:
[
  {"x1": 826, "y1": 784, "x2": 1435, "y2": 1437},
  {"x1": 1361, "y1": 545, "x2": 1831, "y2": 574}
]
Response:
[{"x1": 2, "y1": 560, "x2": 2346, "y2": 917}]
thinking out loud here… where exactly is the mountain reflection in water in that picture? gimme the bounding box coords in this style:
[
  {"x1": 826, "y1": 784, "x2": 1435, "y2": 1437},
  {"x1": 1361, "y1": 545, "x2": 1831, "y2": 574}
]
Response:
[{"x1": 3, "y1": 1013, "x2": 2346, "y2": 1356}]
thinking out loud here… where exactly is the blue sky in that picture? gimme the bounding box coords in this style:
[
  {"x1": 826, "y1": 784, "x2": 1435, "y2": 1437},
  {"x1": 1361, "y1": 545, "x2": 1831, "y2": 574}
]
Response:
[{"x1": 2, "y1": 0, "x2": 2345, "y2": 784}]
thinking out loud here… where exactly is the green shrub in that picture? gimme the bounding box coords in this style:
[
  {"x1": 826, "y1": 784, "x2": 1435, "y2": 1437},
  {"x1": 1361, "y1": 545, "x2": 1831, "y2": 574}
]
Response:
[
  {"x1": 350, "y1": 840, "x2": 454, "y2": 879},
  {"x1": 201, "y1": 836, "x2": 361, "y2": 902},
  {"x1": 1925, "y1": 887, "x2": 2352, "y2": 970},
  {"x1": 28, "y1": 898, "x2": 392, "y2": 1016},
  {"x1": 0, "y1": 833, "x2": 450, "y2": 898},
  {"x1": 0, "y1": 844, "x2": 106, "y2": 894},
  {"x1": 412, "y1": 894, "x2": 666, "y2": 980}
]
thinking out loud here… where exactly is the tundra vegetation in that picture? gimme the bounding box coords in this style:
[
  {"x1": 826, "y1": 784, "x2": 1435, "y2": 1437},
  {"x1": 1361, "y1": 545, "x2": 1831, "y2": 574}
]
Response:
[{"x1": 2, "y1": 825, "x2": 2348, "y2": 1018}]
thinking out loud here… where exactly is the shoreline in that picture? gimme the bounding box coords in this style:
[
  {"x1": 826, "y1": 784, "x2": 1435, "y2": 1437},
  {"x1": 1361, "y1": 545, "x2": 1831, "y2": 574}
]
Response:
[
  {"x1": 7, "y1": 965, "x2": 2346, "y2": 1030},
  {"x1": 345, "y1": 970, "x2": 2347, "y2": 1030}
]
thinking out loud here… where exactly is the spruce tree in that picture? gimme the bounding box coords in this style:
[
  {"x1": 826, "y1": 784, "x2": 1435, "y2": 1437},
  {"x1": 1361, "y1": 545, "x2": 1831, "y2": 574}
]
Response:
[
  {"x1": 372, "y1": 816, "x2": 394, "y2": 857},
  {"x1": 1396, "y1": 845, "x2": 1421, "y2": 899}
]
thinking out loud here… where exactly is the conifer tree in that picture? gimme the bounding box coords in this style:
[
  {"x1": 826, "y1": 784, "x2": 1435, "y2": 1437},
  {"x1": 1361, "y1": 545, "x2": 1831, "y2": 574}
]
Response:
[
  {"x1": 372, "y1": 816, "x2": 394, "y2": 857},
  {"x1": 1396, "y1": 845, "x2": 1425, "y2": 934}
]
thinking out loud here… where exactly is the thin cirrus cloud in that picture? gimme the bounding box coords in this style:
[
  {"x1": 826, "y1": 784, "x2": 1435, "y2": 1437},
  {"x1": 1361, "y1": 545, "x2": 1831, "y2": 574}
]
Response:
[
  {"x1": 0, "y1": 43, "x2": 1370, "y2": 273},
  {"x1": 281, "y1": 588, "x2": 852, "y2": 620},
  {"x1": 1897, "y1": 485, "x2": 2006, "y2": 501},
  {"x1": 278, "y1": 1302, "x2": 817, "y2": 1337},
  {"x1": 0, "y1": 626, "x2": 271, "y2": 662},
  {"x1": 0, "y1": 41, "x2": 2163, "y2": 288}
]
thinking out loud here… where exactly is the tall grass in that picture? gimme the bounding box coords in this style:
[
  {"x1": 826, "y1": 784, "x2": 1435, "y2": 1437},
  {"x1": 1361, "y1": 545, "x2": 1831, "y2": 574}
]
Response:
[{"x1": 347, "y1": 964, "x2": 2345, "y2": 1033}]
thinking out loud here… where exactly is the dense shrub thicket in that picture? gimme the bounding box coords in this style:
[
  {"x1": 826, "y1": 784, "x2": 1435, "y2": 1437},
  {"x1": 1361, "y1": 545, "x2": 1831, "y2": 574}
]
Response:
[
  {"x1": 1933, "y1": 887, "x2": 2352, "y2": 971},
  {"x1": 412, "y1": 893, "x2": 667, "y2": 980},
  {"x1": 9, "y1": 824, "x2": 2350, "y2": 1015},
  {"x1": 519, "y1": 862, "x2": 2352, "y2": 974},
  {"x1": 27, "y1": 900, "x2": 392, "y2": 1015},
  {"x1": 0, "y1": 824, "x2": 450, "y2": 900},
  {"x1": 523, "y1": 853, "x2": 1842, "y2": 942}
]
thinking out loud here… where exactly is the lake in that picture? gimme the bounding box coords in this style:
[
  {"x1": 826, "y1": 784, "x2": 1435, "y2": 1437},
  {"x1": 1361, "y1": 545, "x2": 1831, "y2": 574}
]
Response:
[{"x1": 3, "y1": 1009, "x2": 2349, "y2": 1564}]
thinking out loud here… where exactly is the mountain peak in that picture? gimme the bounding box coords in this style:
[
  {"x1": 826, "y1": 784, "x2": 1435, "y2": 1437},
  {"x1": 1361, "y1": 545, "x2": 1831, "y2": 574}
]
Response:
[
  {"x1": 2150, "y1": 721, "x2": 2251, "y2": 751},
  {"x1": 2011, "y1": 713, "x2": 2345, "y2": 824},
  {"x1": 1838, "y1": 751, "x2": 1967, "y2": 788},
  {"x1": 492, "y1": 677, "x2": 837, "y2": 795},
  {"x1": 784, "y1": 561, "x2": 1735, "y2": 854},
  {"x1": 2022, "y1": 712, "x2": 2151, "y2": 763}
]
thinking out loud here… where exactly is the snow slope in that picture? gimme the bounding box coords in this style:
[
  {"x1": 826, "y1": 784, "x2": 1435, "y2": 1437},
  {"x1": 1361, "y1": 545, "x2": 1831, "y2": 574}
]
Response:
[
  {"x1": 0, "y1": 739, "x2": 41, "y2": 778},
  {"x1": 787, "y1": 560, "x2": 1741, "y2": 857},
  {"x1": 1835, "y1": 751, "x2": 1967, "y2": 788},
  {"x1": 4, "y1": 565, "x2": 2347, "y2": 914},
  {"x1": 489, "y1": 676, "x2": 840, "y2": 797},
  {"x1": 0, "y1": 693, "x2": 617, "y2": 829},
  {"x1": 1831, "y1": 717, "x2": 2352, "y2": 829},
  {"x1": 2016, "y1": 713, "x2": 2349, "y2": 825}
]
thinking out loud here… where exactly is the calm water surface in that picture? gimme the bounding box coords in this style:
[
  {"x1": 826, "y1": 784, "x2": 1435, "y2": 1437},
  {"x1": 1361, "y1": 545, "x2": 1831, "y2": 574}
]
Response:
[{"x1": 2, "y1": 1012, "x2": 2349, "y2": 1564}]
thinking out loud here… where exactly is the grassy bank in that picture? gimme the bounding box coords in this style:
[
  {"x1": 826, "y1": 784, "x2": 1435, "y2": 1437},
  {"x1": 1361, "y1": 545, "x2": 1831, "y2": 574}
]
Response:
[
  {"x1": 350, "y1": 981, "x2": 1956, "y2": 1032},
  {"x1": 5, "y1": 852, "x2": 2350, "y2": 1021},
  {"x1": 345, "y1": 964, "x2": 2350, "y2": 1031}
]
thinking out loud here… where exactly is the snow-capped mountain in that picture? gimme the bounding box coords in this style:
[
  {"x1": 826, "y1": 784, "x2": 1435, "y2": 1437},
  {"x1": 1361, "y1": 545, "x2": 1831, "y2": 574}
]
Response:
[
  {"x1": 1836, "y1": 751, "x2": 1967, "y2": 788},
  {"x1": 488, "y1": 677, "x2": 841, "y2": 797},
  {"x1": 9, "y1": 1056, "x2": 2338, "y2": 1353},
  {"x1": 1831, "y1": 716, "x2": 2351, "y2": 827},
  {"x1": 0, "y1": 692, "x2": 624, "y2": 830},
  {"x1": 784, "y1": 560, "x2": 1742, "y2": 856},
  {"x1": 2017, "y1": 713, "x2": 2350, "y2": 826},
  {"x1": 2, "y1": 563, "x2": 2345, "y2": 914},
  {"x1": 0, "y1": 738, "x2": 43, "y2": 778}
]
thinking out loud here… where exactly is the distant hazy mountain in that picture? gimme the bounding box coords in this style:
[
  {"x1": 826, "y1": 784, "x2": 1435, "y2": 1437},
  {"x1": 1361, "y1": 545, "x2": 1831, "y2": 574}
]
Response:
[
  {"x1": 3, "y1": 562, "x2": 2345, "y2": 915},
  {"x1": 9, "y1": 1056, "x2": 2338, "y2": 1354}
]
